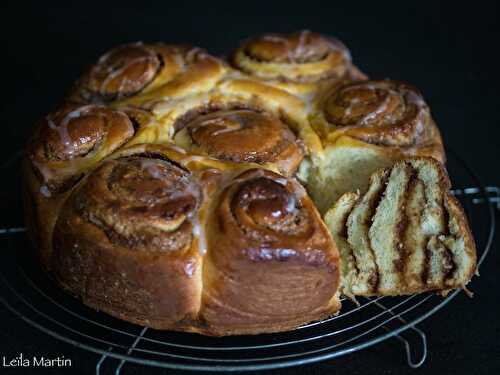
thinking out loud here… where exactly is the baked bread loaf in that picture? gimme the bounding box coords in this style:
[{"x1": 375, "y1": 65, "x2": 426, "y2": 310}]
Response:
[
  {"x1": 324, "y1": 158, "x2": 476, "y2": 297},
  {"x1": 23, "y1": 31, "x2": 475, "y2": 336}
]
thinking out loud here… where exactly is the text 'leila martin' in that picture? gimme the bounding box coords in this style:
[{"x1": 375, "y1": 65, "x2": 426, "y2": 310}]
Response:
[{"x1": 2, "y1": 353, "x2": 72, "y2": 368}]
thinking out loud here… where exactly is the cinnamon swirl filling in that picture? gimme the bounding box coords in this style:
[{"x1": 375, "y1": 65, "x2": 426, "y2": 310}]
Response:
[
  {"x1": 75, "y1": 156, "x2": 201, "y2": 253},
  {"x1": 174, "y1": 108, "x2": 303, "y2": 175},
  {"x1": 232, "y1": 30, "x2": 352, "y2": 83},
  {"x1": 86, "y1": 42, "x2": 162, "y2": 100},
  {"x1": 28, "y1": 104, "x2": 135, "y2": 194},
  {"x1": 71, "y1": 43, "x2": 223, "y2": 104},
  {"x1": 322, "y1": 80, "x2": 430, "y2": 146},
  {"x1": 215, "y1": 169, "x2": 333, "y2": 264}
]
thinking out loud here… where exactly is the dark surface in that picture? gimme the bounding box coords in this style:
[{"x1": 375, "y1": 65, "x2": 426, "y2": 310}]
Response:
[{"x1": 1, "y1": 1, "x2": 499, "y2": 374}]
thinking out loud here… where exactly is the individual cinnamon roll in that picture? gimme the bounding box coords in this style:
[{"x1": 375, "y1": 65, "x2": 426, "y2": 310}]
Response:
[
  {"x1": 300, "y1": 79, "x2": 445, "y2": 214},
  {"x1": 151, "y1": 78, "x2": 313, "y2": 176},
  {"x1": 26, "y1": 104, "x2": 148, "y2": 194},
  {"x1": 201, "y1": 168, "x2": 341, "y2": 335},
  {"x1": 230, "y1": 30, "x2": 366, "y2": 96},
  {"x1": 174, "y1": 108, "x2": 303, "y2": 176},
  {"x1": 51, "y1": 144, "x2": 215, "y2": 330},
  {"x1": 67, "y1": 43, "x2": 226, "y2": 105},
  {"x1": 24, "y1": 104, "x2": 143, "y2": 267}
]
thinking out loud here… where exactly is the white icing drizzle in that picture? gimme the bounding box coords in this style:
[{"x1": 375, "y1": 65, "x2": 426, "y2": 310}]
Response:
[
  {"x1": 99, "y1": 56, "x2": 155, "y2": 95},
  {"x1": 261, "y1": 34, "x2": 295, "y2": 63},
  {"x1": 96, "y1": 42, "x2": 144, "y2": 64},
  {"x1": 47, "y1": 105, "x2": 97, "y2": 156},
  {"x1": 195, "y1": 50, "x2": 219, "y2": 64},
  {"x1": 359, "y1": 95, "x2": 392, "y2": 125},
  {"x1": 295, "y1": 29, "x2": 323, "y2": 63},
  {"x1": 228, "y1": 168, "x2": 268, "y2": 187},
  {"x1": 324, "y1": 36, "x2": 352, "y2": 62},
  {"x1": 94, "y1": 42, "x2": 158, "y2": 95},
  {"x1": 189, "y1": 110, "x2": 247, "y2": 137},
  {"x1": 165, "y1": 144, "x2": 188, "y2": 154},
  {"x1": 278, "y1": 248, "x2": 297, "y2": 258},
  {"x1": 47, "y1": 115, "x2": 69, "y2": 151},
  {"x1": 190, "y1": 213, "x2": 207, "y2": 256},
  {"x1": 258, "y1": 31, "x2": 350, "y2": 64},
  {"x1": 142, "y1": 98, "x2": 171, "y2": 113},
  {"x1": 117, "y1": 76, "x2": 133, "y2": 94},
  {"x1": 39, "y1": 185, "x2": 51, "y2": 197},
  {"x1": 150, "y1": 95, "x2": 203, "y2": 116},
  {"x1": 120, "y1": 105, "x2": 152, "y2": 115},
  {"x1": 138, "y1": 157, "x2": 207, "y2": 255},
  {"x1": 172, "y1": 52, "x2": 187, "y2": 72},
  {"x1": 179, "y1": 155, "x2": 212, "y2": 166},
  {"x1": 32, "y1": 159, "x2": 54, "y2": 182},
  {"x1": 335, "y1": 83, "x2": 407, "y2": 126},
  {"x1": 405, "y1": 89, "x2": 427, "y2": 107},
  {"x1": 185, "y1": 47, "x2": 204, "y2": 63},
  {"x1": 184, "y1": 175, "x2": 207, "y2": 256},
  {"x1": 139, "y1": 158, "x2": 166, "y2": 179},
  {"x1": 285, "y1": 194, "x2": 297, "y2": 213},
  {"x1": 207, "y1": 122, "x2": 242, "y2": 137},
  {"x1": 296, "y1": 30, "x2": 310, "y2": 57},
  {"x1": 273, "y1": 176, "x2": 288, "y2": 186},
  {"x1": 183, "y1": 260, "x2": 196, "y2": 277},
  {"x1": 292, "y1": 180, "x2": 308, "y2": 201}
]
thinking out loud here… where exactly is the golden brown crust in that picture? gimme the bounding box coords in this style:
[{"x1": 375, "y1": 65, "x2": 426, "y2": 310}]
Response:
[
  {"x1": 136, "y1": 77, "x2": 312, "y2": 176},
  {"x1": 26, "y1": 104, "x2": 138, "y2": 194},
  {"x1": 47, "y1": 145, "x2": 340, "y2": 334},
  {"x1": 67, "y1": 43, "x2": 227, "y2": 105},
  {"x1": 24, "y1": 104, "x2": 153, "y2": 268},
  {"x1": 51, "y1": 145, "x2": 212, "y2": 330},
  {"x1": 230, "y1": 30, "x2": 366, "y2": 96},
  {"x1": 311, "y1": 79, "x2": 445, "y2": 155},
  {"x1": 174, "y1": 108, "x2": 303, "y2": 175},
  {"x1": 23, "y1": 158, "x2": 74, "y2": 269},
  {"x1": 201, "y1": 169, "x2": 341, "y2": 335}
]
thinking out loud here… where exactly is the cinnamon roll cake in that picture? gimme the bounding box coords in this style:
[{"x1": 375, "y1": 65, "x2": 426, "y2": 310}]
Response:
[{"x1": 23, "y1": 31, "x2": 476, "y2": 336}]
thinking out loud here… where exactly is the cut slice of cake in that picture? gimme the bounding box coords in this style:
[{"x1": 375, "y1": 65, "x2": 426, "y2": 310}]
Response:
[{"x1": 324, "y1": 157, "x2": 477, "y2": 296}]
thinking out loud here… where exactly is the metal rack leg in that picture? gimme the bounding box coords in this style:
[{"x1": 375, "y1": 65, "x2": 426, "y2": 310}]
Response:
[
  {"x1": 373, "y1": 300, "x2": 428, "y2": 368},
  {"x1": 96, "y1": 347, "x2": 113, "y2": 375},
  {"x1": 393, "y1": 326, "x2": 427, "y2": 368}
]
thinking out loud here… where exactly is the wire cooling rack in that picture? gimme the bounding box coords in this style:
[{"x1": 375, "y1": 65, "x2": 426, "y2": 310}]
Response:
[{"x1": 0, "y1": 149, "x2": 496, "y2": 373}]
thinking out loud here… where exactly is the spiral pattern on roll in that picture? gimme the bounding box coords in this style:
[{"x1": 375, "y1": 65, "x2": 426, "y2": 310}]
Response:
[
  {"x1": 174, "y1": 108, "x2": 303, "y2": 175},
  {"x1": 27, "y1": 104, "x2": 135, "y2": 194},
  {"x1": 74, "y1": 156, "x2": 202, "y2": 252},
  {"x1": 321, "y1": 80, "x2": 432, "y2": 146}
]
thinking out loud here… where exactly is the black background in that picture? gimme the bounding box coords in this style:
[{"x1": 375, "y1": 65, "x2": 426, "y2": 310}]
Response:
[{"x1": 1, "y1": 1, "x2": 499, "y2": 374}]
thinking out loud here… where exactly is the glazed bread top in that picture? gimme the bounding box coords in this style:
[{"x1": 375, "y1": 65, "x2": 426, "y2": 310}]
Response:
[
  {"x1": 230, "y1": 30, "x2": 366, "y2": 96},
  {"x1": 309, "y1": 79, "x2": 445, "y2": 158},
  {"x1": 23, "y1": 31, "x2": 462, "y2": 336},
  {"x1": 68, "y1": 43, "x2": 227, "y2": 105},
  {"x1": 25, "y1": 30, "x2": 448, "y2": 271}
]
